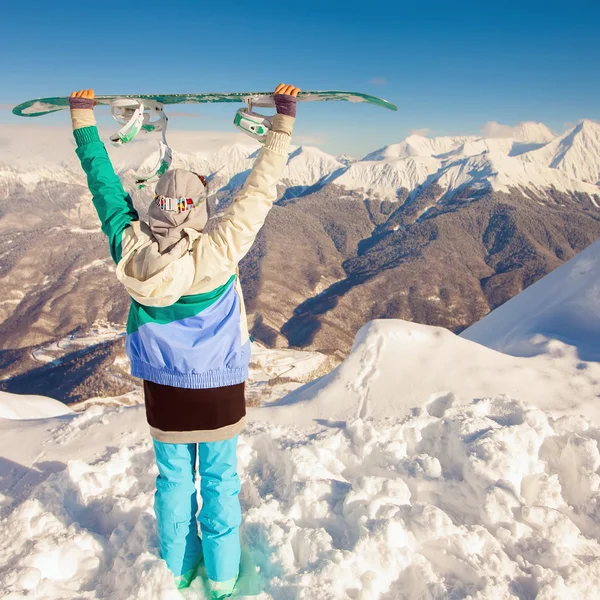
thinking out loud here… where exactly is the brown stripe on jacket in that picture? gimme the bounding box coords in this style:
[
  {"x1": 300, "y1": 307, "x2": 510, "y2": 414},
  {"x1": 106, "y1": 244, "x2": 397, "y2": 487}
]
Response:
[{"x1": 143, "y1": 380, "x2": 246, "y2": 443}]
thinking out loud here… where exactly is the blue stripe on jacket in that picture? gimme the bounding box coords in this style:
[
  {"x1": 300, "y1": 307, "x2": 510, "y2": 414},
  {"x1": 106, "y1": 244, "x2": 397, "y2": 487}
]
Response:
[{"x1": 126, "y1": 280, "x2": 250, "y2": 389}]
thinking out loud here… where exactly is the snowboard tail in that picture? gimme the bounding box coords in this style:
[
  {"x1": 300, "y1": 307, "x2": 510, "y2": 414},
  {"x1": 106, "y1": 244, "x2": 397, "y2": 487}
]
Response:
[{"x1": 13, "y1": 91, "x2": 398, "y2": 117}]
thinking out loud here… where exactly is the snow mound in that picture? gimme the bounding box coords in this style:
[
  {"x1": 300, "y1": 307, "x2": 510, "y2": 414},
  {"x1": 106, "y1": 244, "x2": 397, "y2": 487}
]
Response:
[
  {"x1": 0, "y1": 391, "x2": 73, "y2": 420},
  {"x1": 265, "y1": 319, "x2": 600, "y2": 425},
  {"x1": 462, "y1": 236, "x2": 600, "y2": 361},
  {"x1": 2, "y1": 396, "x2": 600, "y2": 598}
]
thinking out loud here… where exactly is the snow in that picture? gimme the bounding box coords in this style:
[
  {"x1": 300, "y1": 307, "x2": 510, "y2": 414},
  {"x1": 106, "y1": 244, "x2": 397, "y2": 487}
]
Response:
[
  {"x1": 31, "y1": 324, "x2": 125, "y2": 364},
  {"x1": 523, "y1": 120, "x2": 600, "y2": 185},
  {"x1": 332, "y1": 122, "x2": 599, "y2": 200},
  {"x1": 3, "y1": 328, "x2": 600, "y2": 597},
  {"x1": 282, "y1": 146, "x2": 345, "y2": 189},
  {"x1": 256, "y1": 319, "x2": 600, "y2": 426},
  {"x1": 335, "y1": 156, "x2": 440, "y2": 199},
  {"x1": 363, "y1": 135, "x2": 475, "y2": 160},
  {"x1": 436, "y1": 150, "x2": 600, "y2": 199},
  {"x1": 5, "y1": 281, "x2": 600, "y2": 597},
  {"x1": 0, "y1": 391, "x2": 73, "y2": 420},
  {"x1": 462, "y1": 236, "x2": 600, "y2": 361}
]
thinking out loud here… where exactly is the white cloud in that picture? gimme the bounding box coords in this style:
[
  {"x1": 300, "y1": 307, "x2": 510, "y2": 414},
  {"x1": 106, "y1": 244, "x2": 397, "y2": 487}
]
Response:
[
  {"x1": 481, "y1": 121, "x2": 522, "y2": 138},
  {"x1": 0, "y1": 123, "x2": 254, "y2": 168},
  {"x1": 369, "y1": 77, "x2": 387, "y2": 86},
  {"x1": 293, "y1": 135, "x2": 326, "y2": 146},
  {"x1": 409, "y1": 128, "x2": 431, "y2": 137}
]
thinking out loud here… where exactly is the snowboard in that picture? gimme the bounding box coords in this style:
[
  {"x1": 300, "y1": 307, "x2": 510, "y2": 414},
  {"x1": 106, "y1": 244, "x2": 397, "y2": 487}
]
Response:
[{"x1": 12, "y1": 91, "x2": 397, "y2": 118}]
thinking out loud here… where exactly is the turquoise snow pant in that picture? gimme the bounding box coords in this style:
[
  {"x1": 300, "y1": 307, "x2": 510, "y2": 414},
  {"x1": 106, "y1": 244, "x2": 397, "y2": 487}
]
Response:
[{"x1": 152, "y1": 437, "x2": 242, "y2": 582}]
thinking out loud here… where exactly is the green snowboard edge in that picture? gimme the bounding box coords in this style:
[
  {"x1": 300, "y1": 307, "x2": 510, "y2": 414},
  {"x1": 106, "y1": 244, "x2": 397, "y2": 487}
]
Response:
[{"x1": 12, "y1": 91, "x2": 397, "y2": 117}]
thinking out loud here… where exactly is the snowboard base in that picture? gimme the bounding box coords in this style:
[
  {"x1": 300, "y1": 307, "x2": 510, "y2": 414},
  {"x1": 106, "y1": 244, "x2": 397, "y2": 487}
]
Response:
[{"x1": 13, "y1": 91, "x2": 398, "y2": 118}]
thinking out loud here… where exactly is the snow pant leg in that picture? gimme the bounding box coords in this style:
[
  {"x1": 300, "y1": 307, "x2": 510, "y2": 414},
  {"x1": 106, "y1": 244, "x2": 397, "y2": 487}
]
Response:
[
  {"x1": 198, "y1": 436, "x2": 242, "y2": 582},
  {"x1": 153, "y1": 440, "x2": 203, "y2": 577}
]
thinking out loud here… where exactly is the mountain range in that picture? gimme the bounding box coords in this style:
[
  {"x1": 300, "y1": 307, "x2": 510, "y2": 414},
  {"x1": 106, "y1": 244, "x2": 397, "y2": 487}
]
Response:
[{"x1": 1, "y1": 119, "x2": 600, "y2": 398}]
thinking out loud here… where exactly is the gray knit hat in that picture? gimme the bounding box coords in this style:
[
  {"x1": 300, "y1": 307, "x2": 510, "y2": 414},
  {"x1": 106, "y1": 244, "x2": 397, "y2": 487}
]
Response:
[
  {"x1": 148, "y1": 169, "x2": 210, "y2": 253},
  {"x1": 154, "y1": 169, "x2": 208, "y2": 212}
]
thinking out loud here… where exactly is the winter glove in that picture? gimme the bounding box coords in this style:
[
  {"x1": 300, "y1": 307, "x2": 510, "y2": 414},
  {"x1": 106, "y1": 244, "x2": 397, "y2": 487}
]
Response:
[
  {"x1": 272, "y1": 83, "x2": 300, "y2": 136},
  {"x1": 70, "y1": 89, "x2": 96, "y2": 130},
  {"x1": 273, "y1": 83, "x2": 300, "y2": 117},
  {"x1": 274, "y1": 94, "x2": 297, "y2": 118}
]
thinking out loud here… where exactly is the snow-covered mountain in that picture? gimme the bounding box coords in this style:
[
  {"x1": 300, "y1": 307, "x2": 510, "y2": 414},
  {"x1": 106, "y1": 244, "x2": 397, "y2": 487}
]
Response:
[
  {"x1": 2, "y1": 120, "x2": 599, "y2": 204},
  {"x1": 178, "y1": 119, "x2": 599, "y2": 202},
  {"x1": 349, "y1": 121, "x2": 599, "y2": 200},
  {"x1": 523, "y1": 120, "x2": 600, "y2": 185},
  {"x1": 180, "y1": 119, "x2": 600, "y2": 202}
]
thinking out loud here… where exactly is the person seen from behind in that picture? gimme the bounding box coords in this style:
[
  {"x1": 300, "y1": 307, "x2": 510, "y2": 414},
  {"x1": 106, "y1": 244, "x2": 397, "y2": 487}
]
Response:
[{"x1": 69, "y1": 82, "x2": 300, "y2": 597}]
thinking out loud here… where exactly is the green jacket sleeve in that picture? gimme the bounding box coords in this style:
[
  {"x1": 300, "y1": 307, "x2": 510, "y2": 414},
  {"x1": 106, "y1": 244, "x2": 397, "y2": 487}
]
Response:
[{"x1": 74, "y1": 126, "x2": 139, "y2": 264}]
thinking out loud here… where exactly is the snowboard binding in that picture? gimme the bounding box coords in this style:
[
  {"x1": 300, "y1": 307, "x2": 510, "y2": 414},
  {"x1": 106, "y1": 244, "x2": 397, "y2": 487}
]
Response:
[
  {"x1": 109, "y1": 99, "x2": 173, "y2": 188},
  {"x1": 108, "y1": 95, "x2": 276, "y2": 187},
  {"x1": 233, "y1": 99, "x2": 273, "y2": 143}
]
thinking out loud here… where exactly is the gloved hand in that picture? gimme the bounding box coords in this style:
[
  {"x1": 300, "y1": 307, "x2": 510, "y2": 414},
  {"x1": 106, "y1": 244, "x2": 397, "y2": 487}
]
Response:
[
  {"x1": 273, "y1": 83, "x2": 300, "y2": 118},
  {"x1": 70, "y1": 88, "x2": 96, "y2": 130}
]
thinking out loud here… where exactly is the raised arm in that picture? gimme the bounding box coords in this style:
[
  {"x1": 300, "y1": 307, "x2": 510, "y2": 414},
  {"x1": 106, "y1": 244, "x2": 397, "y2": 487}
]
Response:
[
  {"x1": 192, "y1": 83, "x2": 300, "y2": 280},
  {"x1": 70, "y1": 89, "x2": 139, "y2": 264}
]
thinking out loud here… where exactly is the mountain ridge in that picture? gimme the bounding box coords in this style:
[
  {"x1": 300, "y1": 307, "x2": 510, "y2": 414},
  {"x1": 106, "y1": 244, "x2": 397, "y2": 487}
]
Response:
[{"x1": 2, "y1": 118, "x2": 600, "y2": 388}]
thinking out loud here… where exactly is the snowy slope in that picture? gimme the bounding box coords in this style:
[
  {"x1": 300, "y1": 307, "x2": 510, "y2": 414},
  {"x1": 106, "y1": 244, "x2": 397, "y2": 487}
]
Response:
[
  {"x1": 335, "y1": 156, "x2": 440, "y2": 198},
  {"x1": 4, "y1": 316, "x2": 600, "y2": 598},
  {"x1": 0, "y1": 391, "x2": 73, "y2": 420},
  {"x1": 462, "y1": 235, "x2": 600, "y2": 361},
  {"x1": 436, "y1": 150, "x2": 600, "y2": 198},
  {"x1": 282, "y1": 146, "x2": 346, "y2": 188},
  {"x1": 258, "y1": 319, "x2": 600, "y2": 425}
]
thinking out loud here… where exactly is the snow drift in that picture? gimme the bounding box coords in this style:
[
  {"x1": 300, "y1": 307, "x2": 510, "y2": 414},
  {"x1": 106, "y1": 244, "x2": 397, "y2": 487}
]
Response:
[
  {"x1": 261, "y1": 319, "x2": 600, "y2": 425},
  {"x1": 0, "y1": 391, "x2": 73, "y2": 420},
  {"x1": 2, "y1": 370, "x2": 600, "y2": 598}
]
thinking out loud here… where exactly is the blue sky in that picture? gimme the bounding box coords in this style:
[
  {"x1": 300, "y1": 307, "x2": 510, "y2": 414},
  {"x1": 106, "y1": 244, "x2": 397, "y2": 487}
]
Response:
[{"x1": 1, "y1": 0, "x2": 599, "y2": 156}]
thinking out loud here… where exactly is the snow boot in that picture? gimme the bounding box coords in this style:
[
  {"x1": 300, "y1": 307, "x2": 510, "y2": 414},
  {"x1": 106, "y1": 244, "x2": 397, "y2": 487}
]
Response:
[
  {"x1": 175, "y1": 565, "x2": 199, "y2": 590},
  {"x1": 207, "y1": 576, "x2": 238, "y2": 599}
]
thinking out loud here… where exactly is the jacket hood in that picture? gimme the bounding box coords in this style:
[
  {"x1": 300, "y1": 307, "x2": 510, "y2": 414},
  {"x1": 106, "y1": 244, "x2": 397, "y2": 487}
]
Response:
[{"x1": 116, "y1": 222, "x2": 201, "y2": 307}]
